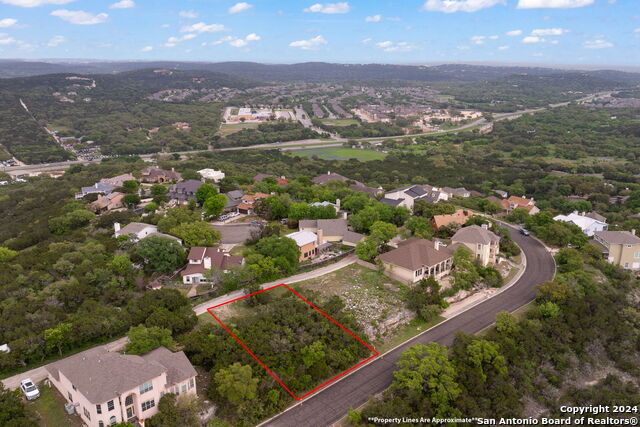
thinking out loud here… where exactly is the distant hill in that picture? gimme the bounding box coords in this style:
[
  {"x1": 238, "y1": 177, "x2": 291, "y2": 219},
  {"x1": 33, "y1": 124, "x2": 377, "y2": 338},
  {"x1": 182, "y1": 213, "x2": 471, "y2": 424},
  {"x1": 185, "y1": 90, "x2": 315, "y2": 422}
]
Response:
[{"x1": 1, "y1": 60, "x2": 639, "y2": 85}]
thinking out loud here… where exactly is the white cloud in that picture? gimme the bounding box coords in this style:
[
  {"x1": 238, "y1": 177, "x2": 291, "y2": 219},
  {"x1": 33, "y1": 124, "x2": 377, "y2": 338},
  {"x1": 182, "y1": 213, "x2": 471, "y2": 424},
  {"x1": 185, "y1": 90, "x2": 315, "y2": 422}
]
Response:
[
  {"x1": 517, "y1": 0, "x2": 593, "y2": 9},
  {"x1": 245, "y1": 33, "x2": 260, "y2": 41},
  {"x1": 229, "y1": 2, "x2": 252, "y2": 14},
  {"x1": 470, "y1": 35, "x2": 486, "y2": 45},
  {"x1": 0, "y1": 18, "x2": 18, "y2": 28},
  {"x1": 531, "y1": 27, "x2": 569, "y2": 36},
  {"x1": 164, "y1": 33, "x2": 197, "y2": 47},
  {"x1": 583, "y1": 39, "x2": 613, "y2": 49},
  {"x1": 109, "y1": 0, "x2": 134, "y2": 9},
  {"x1": 375, "y1": 40, "x2": 417, "y2": 52},
  {"x1": 362, "y1": 37, "x2": 372, "y2": 44},
  {"x1": 506, "y1": 30, "x2": 522, "y2": 36},
  {"x1": 47, "y1": 35, "x2": 66, "y2": 46},
  {"x1": 422, "y1": 0, "x2": 505, "y2": 13},
  {"x1": 179, "y1": 10, "x2": 198, "y2": 19},
  {"x1": 50, "y1": 9, "x2": 108, "y2": 25},
  {"x1": 0, "y1": 0, "x2": 73, "y2": 7},
  {"x1": 181, "y1": 22, "x2": 227, "y2": 33},
  {"x1": 0, "y1": 33, "x2": 16, "y2": 45},
  {"x1": 229, "y1": 38, "x2": 247, "y2": 47},
  {"x1": 498, "y1": 45, "x2": 509, "y2": 50},
  {"x1": 289, "y1": 34, "x2": 328, "y2": 50},
  {"x1": 304, "y1": 2, "x2": 350, "y2": 14},
  {"x1": 365, "y1": 14, "x2": 382, "y2": 22},
  {"x1": 522, "y1": 35, "x2": 544, "y2": 43},
  {"x1": 634, "y1": 28, "x2": 640, "y2": 33},
  {"x1": 207, "y1": 33, "x2": 260, "y2": 48},
  {"x1": 488, "y1": 35, "x2": 498, "y2": 39},
  {"x1": 141, "y1": 45, "x2": 153, "y2": 51}
]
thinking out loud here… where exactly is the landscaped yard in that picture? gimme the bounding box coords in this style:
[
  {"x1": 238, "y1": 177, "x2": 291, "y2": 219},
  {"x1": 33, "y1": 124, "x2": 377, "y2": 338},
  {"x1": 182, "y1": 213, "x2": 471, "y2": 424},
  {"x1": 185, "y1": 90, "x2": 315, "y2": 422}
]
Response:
[
  {"x1": 289, "y1": 147, "x2": 386, "y2": 161},
  {"x1": 27, "y1": 381, "x2": 83, "y2": 427},
  {"x1": 216, "y1": 122, "x2": 260, "y2": 137}
]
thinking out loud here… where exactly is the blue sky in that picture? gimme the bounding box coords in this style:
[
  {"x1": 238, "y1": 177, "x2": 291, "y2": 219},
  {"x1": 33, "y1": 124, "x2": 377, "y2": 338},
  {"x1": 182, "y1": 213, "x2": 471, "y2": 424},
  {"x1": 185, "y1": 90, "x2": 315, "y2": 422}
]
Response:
[{"x1": 0, "y1": 0, "x2": 638, "y2": 67}]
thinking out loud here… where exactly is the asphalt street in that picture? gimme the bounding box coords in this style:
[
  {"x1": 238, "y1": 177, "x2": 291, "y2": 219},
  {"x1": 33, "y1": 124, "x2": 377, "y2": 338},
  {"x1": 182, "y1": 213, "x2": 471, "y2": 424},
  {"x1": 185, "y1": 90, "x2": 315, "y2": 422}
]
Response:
[{"x1": 261, "y1": 228, "x2": 556, "y2": 427}]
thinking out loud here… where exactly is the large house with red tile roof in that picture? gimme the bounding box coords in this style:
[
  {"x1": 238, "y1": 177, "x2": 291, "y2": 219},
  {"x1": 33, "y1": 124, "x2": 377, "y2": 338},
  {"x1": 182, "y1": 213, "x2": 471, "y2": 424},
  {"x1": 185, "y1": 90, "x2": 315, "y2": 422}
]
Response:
[{"x1": 500, "y1": 196, "x2": 540, "y2": 215}]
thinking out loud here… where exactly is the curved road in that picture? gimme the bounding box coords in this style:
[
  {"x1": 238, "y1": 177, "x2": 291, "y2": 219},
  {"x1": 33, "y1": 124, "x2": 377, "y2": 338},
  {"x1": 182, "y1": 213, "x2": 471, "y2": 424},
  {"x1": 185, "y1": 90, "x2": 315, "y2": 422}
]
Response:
[{"x1": 261, "y1": 227, "x2": 555, "y2": 427}]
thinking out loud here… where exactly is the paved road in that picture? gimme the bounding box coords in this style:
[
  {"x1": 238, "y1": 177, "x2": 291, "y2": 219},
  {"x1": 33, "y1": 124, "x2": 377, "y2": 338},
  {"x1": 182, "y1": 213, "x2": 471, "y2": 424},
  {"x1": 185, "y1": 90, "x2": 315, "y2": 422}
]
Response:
[
  {"x1": 260, "y1": 229, "x2": 555, "y2": 427},
  {"x1": 193, "y1": 254, "x2": 357, "y2": 315}
]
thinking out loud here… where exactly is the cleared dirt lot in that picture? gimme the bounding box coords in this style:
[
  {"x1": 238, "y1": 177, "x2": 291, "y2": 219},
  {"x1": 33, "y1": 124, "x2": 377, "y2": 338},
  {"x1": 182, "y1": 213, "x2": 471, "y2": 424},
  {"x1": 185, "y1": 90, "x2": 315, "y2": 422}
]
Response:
[{"x1": 212, "y1": 223, "x2": 260, "y2": 244}]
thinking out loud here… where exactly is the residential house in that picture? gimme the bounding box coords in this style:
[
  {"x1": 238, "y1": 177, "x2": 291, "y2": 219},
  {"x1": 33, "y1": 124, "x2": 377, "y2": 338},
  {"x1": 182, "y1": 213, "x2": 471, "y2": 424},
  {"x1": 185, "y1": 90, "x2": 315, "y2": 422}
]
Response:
[
  {"x1": 349, "y1": 183, "x2": 383, "y2": 197},
  {"x1": 584, "y1": 211, "x2": 607, "y2": 223},
  {"x1": 312, "y1": 171, "x2": 363, "y2": 186},
  {"x1": 0, "y1": 344, "x2": 9, "y2": 353},
  {"x1": 286, "y1": 230, "x2": 322, "y2": 262},
  {"x1": 382, "y1": 185, "x2": 429, "y2": 210},
  {"x1": 197, "y1": 169, "x2": 225, "y2": 182},
  {"x1": 500, "y1": 196, "x2": 539, "y2": 215},
  {"x1": 75, "y1": 182, "x2": 113, "y2": 199},
  {"x1": 253, "y1": 173, "x2": 288, "y2": 185},
  {"x1": 100, "y1": 173, "x2": 136, "y2": 188},
  {"x1": 553, "y1": 211, "x2": 608, "y2": 236},
  {"x1": 181, "y1": 247, "x2": 243, "y2": 284},
  {"x1": 114, "y1": 222, "x2": 182, "y2": 244},
  {"x1": 441, "y1": 187, "x2": 471, "y2": 198},
  {"x1": 140, "y1": 167, "x2": 182, "y2": 184},
  {"x1": 46, "y1": 346, "x2": 197, "y2": 427},
  {"x1": 90, "y1": 192, "x2": 125, "y2": 213},
  {"x1": 494, "y1": 190, "x2": 508, "y2": 199},
  {"x1": 379, "y1": 238, "x2": 454, "y2": 284},
  {"x1": 298, "y1": 218, "x2": 364, "y2": 246},
  {"x1": 431, "y1": 209, "x2": 474, "y2": 231},
  {"x1": 168, "y1": 180, "x2": 203, "y2": 204},
  {"x1": 593, "y1": 230, "x2": 640, "y2": 270},
  {"x1": 224, "y1": 189, "x2": 245, "y2": 212},
  {"x1": 237, "y1": 193, "x2": 269, "y2": 215},
  {"x1": 451, "y1": 225, "x2": 500, "y2": 266}
]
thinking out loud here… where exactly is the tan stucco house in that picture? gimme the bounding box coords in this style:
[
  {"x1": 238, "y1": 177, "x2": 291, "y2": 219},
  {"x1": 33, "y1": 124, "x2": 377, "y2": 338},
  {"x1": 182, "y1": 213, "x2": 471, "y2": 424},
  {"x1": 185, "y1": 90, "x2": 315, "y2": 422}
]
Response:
[
  {"x1": 46, "y1": 346, "x2": 197, "y2": 427},
  {"x1": 451, "y1": 224, "x2": 500, "y2": 266},
  {"x1": 379, "y1": 238, "x2": 454, "y2": 284},
  {"x1": 593, "y1": 230, "x2": 640, "y2": 270}
]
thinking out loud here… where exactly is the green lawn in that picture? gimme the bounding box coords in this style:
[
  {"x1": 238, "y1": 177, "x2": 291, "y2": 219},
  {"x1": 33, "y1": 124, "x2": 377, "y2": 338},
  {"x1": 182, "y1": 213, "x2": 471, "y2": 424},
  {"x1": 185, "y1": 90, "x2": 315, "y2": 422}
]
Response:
[
  {"x1": 290, "y1": 147, "x2": 386, "y2": 161},
  {"x1": 375, "y1": 316, "x2": 446, "y2": 354},
  {"x1": 217, "y1": 122, "x2": 260, "y2": 137},
  {"x1": 27, "y1": 382, "x2": 84, "y2": 427},
  {"x1": 320, "y1": 118, "x2": 359, "y2": 127}
]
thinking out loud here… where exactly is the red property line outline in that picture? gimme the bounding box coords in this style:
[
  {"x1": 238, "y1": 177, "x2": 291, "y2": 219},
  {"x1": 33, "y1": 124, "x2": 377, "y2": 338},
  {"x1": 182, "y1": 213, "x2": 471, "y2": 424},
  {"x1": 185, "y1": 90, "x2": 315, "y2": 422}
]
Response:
[{"x1": 206, "y1": 283, "x2": 379, "y2": 400}]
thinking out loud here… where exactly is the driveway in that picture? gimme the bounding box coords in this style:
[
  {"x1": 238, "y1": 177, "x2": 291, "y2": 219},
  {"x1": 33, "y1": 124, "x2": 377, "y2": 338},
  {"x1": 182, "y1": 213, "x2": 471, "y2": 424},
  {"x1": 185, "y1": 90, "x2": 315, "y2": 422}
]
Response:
[
  {"x1": 259, "y1": 228, "x2": 555, "y2": 427},
  {"x1": 212, "y1": 223, "x2": 260, "y2": 245}
]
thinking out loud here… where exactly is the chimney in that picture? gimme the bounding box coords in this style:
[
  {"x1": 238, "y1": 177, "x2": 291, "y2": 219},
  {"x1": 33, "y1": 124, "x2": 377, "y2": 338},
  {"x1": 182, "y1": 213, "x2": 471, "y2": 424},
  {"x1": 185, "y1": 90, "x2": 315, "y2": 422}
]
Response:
[
  {"x1": 434, "y1": 240, "x2": 439, "y2": 251},
  {"x1": 317, "y1": 229, "x2": 324, "y2": 245},
  {"x1": 114, "y1": 222, "x2": 121, "y2": 233},
  {"x1": 481, "y1": 223, "x2": 489, "y2": 230},
  {"x1": 327, "y1": 170, "x2": 331, "y2": 175},
  {"x1": 335, "y1": 198, "x2": 341, "y2": 211},
  {"x1": 632, "y1": 229, "x2": 636, "y2": 236}
]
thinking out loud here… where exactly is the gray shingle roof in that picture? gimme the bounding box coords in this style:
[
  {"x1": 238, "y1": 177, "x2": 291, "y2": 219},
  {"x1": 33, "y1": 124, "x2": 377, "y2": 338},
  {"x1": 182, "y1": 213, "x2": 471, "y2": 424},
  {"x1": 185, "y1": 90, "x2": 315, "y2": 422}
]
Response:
[
  {"x1": 594, "y1": 231, "x2": 640, "y2": 245},
  {"x1": 46, "y1": 346, "x2": 195, "y2": 404},
  {"x1": 452, "y1": 225, "x2": 499, "y2": 245},
  {"x1": 380, "y1": 197, "x2": 403, "y2": 207},
  {"x1": 380, "y1": 239, "x2": 453, "y2": 271}
]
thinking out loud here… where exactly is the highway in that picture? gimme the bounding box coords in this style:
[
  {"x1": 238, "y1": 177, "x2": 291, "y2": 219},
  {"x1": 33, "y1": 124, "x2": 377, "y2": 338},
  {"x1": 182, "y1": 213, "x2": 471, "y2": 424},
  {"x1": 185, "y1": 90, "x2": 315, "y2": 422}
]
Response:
[{"x1": 260, "y1": 227, "x2": 556, "y2": 427}]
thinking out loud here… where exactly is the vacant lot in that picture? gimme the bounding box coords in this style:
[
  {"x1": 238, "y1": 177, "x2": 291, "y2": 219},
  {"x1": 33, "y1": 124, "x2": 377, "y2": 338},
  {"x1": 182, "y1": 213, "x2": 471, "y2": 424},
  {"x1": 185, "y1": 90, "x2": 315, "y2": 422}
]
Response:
[
  {"x1": 293, "y1": 264, "x2": 414, "y2": 343},
  {"x1": 217, "y1": 122, "x2": 260, "y2": 137},
  {"x1": 320, "y1": 118, "x2": 359, "y2": 127},
  {"x1": 290, "y1": 147, "x2": 386, "y2": 161}
]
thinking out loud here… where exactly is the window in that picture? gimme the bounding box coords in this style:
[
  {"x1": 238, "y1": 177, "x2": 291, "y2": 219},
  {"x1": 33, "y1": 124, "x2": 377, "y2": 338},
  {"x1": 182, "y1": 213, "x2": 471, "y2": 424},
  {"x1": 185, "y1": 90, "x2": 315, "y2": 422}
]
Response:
[
  {"x1": 96, "y1": 404, "x2": 102, "y2": 414},
  {"x1": 125, "y1": 395, "x2": 133, "y2": 406},
  {"x1": 189, "y1": 378, "x2": 195, "y2": 389},
  {"x1": 477, "y1": 244, "x2": 482, "y2": 250},
  {"x1": 99, "y1": 422, "x2": 104, "y2": 427},
  {"x1": 139, "y1": 381, "x2": 153, "y2": 394},
  {"x1": 160, "y1": 391, "x2": 165, "y2": 398},
  {"x1": 107, "y1": 400, "x2": 114, "y2": 411},
  {"x1": 109, "y1": 416, "x2": 116, "y2": 426},
  {"x1": 181, "y1": 384, "x2": 187, "y2": 394},
  {"x1": 635, "y1": 252, "x2": 640, "y2": 259},
  {"x1": 72, "y1": 384, "x2": 77, "y2": 391},
  {"x1": 141, "y1": 399, "x2": 155, "y2": 411},
  {"x1": 83, "y1": 407, "x2": 91, "y2": 420},
  {"x1": 68, "y1": 392, "x2": 73, "y2": 402},
  {"x1": 627, "y1": 244, "x2": 633, "y2": 248}
]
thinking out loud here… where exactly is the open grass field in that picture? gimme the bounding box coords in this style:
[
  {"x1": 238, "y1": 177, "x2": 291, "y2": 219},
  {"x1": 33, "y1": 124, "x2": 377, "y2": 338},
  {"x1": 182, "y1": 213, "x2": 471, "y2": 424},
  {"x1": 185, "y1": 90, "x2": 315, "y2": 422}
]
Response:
[
  {"x1": 290, "y1": 147, "x2": 386, "y2": 161},
  {"x1": 216, "y1": 122, "x2": 260, "y2": 137},
  {"x1": 320, "y1": 118, "x2": 359, "y2": 127}
]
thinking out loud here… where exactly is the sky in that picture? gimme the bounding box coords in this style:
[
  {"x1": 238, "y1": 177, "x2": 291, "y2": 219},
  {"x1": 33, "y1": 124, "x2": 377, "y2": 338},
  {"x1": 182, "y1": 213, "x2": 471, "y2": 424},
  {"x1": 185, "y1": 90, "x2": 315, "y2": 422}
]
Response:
[{"x1": 0, "y1": 0, "x2": 638, "y2": 67}]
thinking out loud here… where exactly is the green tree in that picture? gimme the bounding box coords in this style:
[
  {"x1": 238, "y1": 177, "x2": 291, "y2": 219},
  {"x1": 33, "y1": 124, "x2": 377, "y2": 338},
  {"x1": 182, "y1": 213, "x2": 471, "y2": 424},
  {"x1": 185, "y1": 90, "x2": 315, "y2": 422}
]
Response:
[
  {"x1": 44, "y1": 322, "x2": 72, "y2": 356},
  {"x1": 147, "y1": 393, "x2": 202, "y2": 427},
  {"x1": 109, "y1": 254, "x2": 133, "y2": 275},
  {"x1": 170, "y1": 221, "x2": 221, "y2": 247},
  {"x1": 196, "y1": 184, "x2": 219, "y2": 205},
  {"x1": 150, "y1": 184, "x2": 168, "y2": 203},
  {"x1": 125, "y1": 325, "x2": 174, "y2": 355},
  {"x1": 0, "y1": 383, "x2": 37, "y2": 426},
  {"x1": 145, "y1": 202, "x2": 158, "y2": 212},
  {"x1": 134, "y1": 236, "x2": 185, "y2": 273},
  {"x1": 123, "y1": 194, "x2": 141, "y2": 207},
  {"x1": 369, "y1": 221, "x2": 397, "y2": 244},
  {"x1": 495, "y1": 311, "x2": 519, "y2": 335},
  {"x1": 203, "y1": 193, "x2": 227, "y2": 218},
  {"x1": 301, "y1": 341, "x2": 326, "y2": 367},
  {"x1": 405, "y1": 216, "x2": 432, "y2": 238},
  {"x1": 0, "y1": 247, "x2": 18, "y2": 262},
  {"x1": 452, "y1": 246, "x2": 480, "y2": 290},
  {"x1": 122, "y1": 180, "x2": 140, "y2": 193},
  {"x1": 157, "y1": 206, "x2": 200, "y2": 233},
  {"x1": 214, "y1": 363, "x2": 259, "y2": 405},
  {"x1": 394, "y1": 343, "x2": 462, "y2": 417},
  {"x1": 465, "y1": 339, "x2": 508, "y2": 382},
  {"x1": 288, "y1": 202, "x2": 312, "y2": 221},
  {"x1": 355, "y1": 237, "x2": 379, "y2": 262}
]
